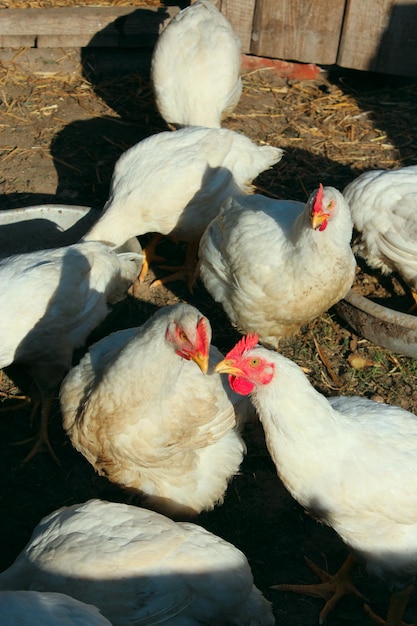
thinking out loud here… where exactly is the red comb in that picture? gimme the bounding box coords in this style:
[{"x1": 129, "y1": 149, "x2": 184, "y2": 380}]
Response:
[
  {"x1": 197, "y1": 316, "x2": 209, "y2": 356},
  {"x1": 226, "y1": 333, "x2": 259, "y2": 359},
  {"x1": 312, "y1": 183, "x2": 324, "y2": 214}
]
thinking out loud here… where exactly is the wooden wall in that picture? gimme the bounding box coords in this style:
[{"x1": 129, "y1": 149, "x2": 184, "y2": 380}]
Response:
[
  {"x1": 250, "y1": 0, "x2": 346, "y2": 65},
  {"x1": 0, "y1": 1, "x2": 417, "y2": 77},
  {"x1": 338, "y1": 0, "x2": 417, "y2": 75},
  {"x1": 219, "y1": 0, "x2": 417, "y2": 76},
  {"x1": 0, "y1": 6, "x2": 178, "y2": 48}
]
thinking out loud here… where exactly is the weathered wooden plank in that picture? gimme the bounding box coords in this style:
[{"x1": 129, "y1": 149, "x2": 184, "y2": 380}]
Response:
[
  {"x1": 0, "y1": 47, "x2": 154, "y2": 76},
  {"x1": 3, "y1": 1, "x2": 415, "y2": 77},
  {"x1": 36, "y1": 35, "x2": 118, "y2": 48},
  {"x1": 338, "y1": 0, "x2": 417, "y2": 76},
  {"x1": 0, "y1": 35, "x2": 36, "y2": 47},
  {"x1": 0, "y1": 6, "x2": 179, "y2": 47},
  {"x1": 218, "y1": 0, "x2": 255, "y2": 53},
  {"x1": 250, "y1": 0, "x2": 346, "y2": 64}
]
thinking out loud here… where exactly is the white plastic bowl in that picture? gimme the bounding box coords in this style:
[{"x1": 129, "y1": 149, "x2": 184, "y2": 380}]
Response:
[
  {"x1": 0, "y1": 204, "x2": 141, "y2": 257},
  {"x1": 0, "y1": 204, "x2": 100, "y2": 257}
]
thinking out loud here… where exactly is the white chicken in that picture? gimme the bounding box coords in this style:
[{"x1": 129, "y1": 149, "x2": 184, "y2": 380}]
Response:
[
  {"x1": 0, "y1": 590, "x2": 113, "y2": 625},
  {"x1": 60, "y1": 303, "x2": 249, "y2": 517},
  {"x1": 199, "y1": 184, "x2": 356, "y2": 349},
  {"x1": 0, "y1": 499, "x2": 275, "y2": 626},
  {"x1": 215, "y1": 332, "x2": 417, "y2": 626},
  {"x1": 151, "y1": 0, "x2": 242, "y2": 129},
  {"x1": 0, "y1": 241, "x2": 142, "y2": 464},
  {"x1": 82, "y1": 126, "x2": 283, "y2": 287},
  {"x1": 343, "y1": 164, "x2": 417, "y2": 308}
]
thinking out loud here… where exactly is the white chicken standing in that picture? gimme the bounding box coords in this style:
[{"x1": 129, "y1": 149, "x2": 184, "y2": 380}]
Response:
[
  {"x1": 215, "y1": 333, "x2": 417, "y2": 626},
  {"x1": 199, "y1": 184, "x2": 356, "y2": 349},
  {"x1": 151, "y1": 0, "x2": 242, "y2": 129},
  {"x1": 343, "y1": 165, "x2": 417, "y2": 308},
  {"x1": 60, "y1": 303, "x2": 249, "y2": 517},
  {"x1": 82, "y1": 126, "x2": 283, "y2": 287},
  {"x1": 0, "y1": 241, "x2": 142, "y2": 464},
  {"x1": 0, "y1": 590, "x2": 113, "y2": 625},
  {"x1": 0, "y1": 499, "x2": 275, "y2": 626}
]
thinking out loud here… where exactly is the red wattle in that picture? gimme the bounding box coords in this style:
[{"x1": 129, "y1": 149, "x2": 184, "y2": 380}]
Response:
[{"x1": 229, "y1": 375, "x2": 255, "y2": 396}]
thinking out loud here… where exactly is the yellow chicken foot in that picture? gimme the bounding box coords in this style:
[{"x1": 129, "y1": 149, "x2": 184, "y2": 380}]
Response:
[
  {"x1": 407, "y1": 291, "x2": 417, "y2": 314},
  {"x1": 364, "y1": 583, "x2": 414, "y2": 626},
  {"x1": 128, "y1": 233, "x2": 165, "y2": 297},
  {"x1": 272, "y1": 553, "x2": 365, "y2": 624},
  {"x1": 151, "y1": 240, "x2": 199, "y2": 292},
  {"x1": 138, "y1": 233, "x2": 165, "y2": 283}
]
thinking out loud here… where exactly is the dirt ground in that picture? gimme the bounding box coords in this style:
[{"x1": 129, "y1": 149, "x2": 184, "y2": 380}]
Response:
[{"x1": 2, "y1": 41, "x2": 417, "y2": 625}]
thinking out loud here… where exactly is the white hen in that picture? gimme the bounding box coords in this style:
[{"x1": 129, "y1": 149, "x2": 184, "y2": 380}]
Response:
[
  {"x1": 199, "y1": 185, "x2": 356, "y2": 349},
  {"x1": 83, "y1": 126, "x2": 283, "y2": 286},
  {"x1": 60, "y1": 303, "x2": 248, "y2": 517},
  {"x1": 0, "y1": 241, "x2": 142, "y2": 463},
  {"x1": 151, "y1": 0, "x2": 242, "y2": 129},
  {"x1": 343, "y1": 165, "x2": 417, "y2": 307},
  {"x1": 0, "y1": 590, "x2": 113, "y2": 625},
  {"x1": 215, "y1": 333, "x2": 417, "y2": 626},
  {"x1": 0, "y1": 499, "x2": 275, "y2": 626}
]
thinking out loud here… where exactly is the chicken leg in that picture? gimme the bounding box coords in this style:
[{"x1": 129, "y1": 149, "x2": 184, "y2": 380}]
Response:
[
  {"x1": 407, "y1": 291, "x2": 417, "y2": 314},
  {"x1": 272, "y1": 553, "x2": 365, "y2": 623},
  {"x1": 138, "y1": 233, "x2": 165, "y2": 283},
  {"x1": 10, "y1": 389, "x2": 60, "y2": 465},
  {"x1": 22, "y1": 393, "x2": 59, "y2": 465},
  {"x1": 151, "y1": 239, "x2": 199, "y2": 292}
]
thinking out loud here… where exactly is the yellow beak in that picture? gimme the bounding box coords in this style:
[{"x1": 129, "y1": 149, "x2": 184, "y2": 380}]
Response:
[
  {"x1": 214, "y1": 358, "x2": 245, "y2": 376},
  {"x1": 311, "y1": 212, "x2": 329, "y2": 230},
  {"x1": 191, "y1": 352, "x2": 209, "y2": 374}
]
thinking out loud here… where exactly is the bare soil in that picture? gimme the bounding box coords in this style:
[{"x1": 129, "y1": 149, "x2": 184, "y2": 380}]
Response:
[{"x1": 1, "y1": 46, "x2": 417, "y2": 625}]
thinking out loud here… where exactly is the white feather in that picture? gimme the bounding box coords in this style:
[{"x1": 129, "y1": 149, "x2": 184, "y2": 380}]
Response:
[{"x1": 0, "y1": 500, "x2": 274, "y2": 626}]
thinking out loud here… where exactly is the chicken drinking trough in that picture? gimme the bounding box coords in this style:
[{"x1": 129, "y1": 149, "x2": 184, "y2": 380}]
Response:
[
  {"x1": 0, "y1": 204, "x2": 100, "y2": 256},
  {"x1": 334, "y1": 289, "x2": 417, "y2": 359}
]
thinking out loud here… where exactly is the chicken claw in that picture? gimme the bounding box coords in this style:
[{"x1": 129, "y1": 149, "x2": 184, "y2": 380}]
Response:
[
  {"x1": 272, "y1": 553, "x2": 365, "y2": 624},
  {"x1": 151, "y1": 240, "x2": 199, "y2": 292},
  {"x1": 11, "y1": 395, "x2": 60, "y2": 466}
]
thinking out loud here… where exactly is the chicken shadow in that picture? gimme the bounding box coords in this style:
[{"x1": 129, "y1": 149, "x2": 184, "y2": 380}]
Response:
[
  {"x1": 0, "y1": 6, "x2": 176, "y2": 212},
  {"x1": 48, "y1": 8, "x2": 174, "y2": 210}
]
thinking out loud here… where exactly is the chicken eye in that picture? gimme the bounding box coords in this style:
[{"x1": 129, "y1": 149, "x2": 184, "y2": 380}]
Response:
[
  {"x1": 179, "y1": 330, "x2": 188, "y2": 343},
  {"x1": 250, "y1": 358, "x2": 260, "y2": 368}
]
